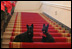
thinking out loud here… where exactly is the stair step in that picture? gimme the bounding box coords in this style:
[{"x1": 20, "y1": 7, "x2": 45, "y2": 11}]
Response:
[
  {"x1": 1, "y1": 42, "x2": 9, "y2": 48},
  {"x1": 4, "y1": 32, "x2": 70, "y2": 37},
  {"x1": 11, "y1": 36, "x2": 71, "y2": 42},
  {"x1": 9, "y1": 42, "x2": 71, "y2": 48},
  {"x1": 5, "y1": 29, "x2": 65, "y2": 33},
  {"x1": 1, "y1": 44, "x2": 9, "y2": 48},
  {"x1": 2, "y1": 39, "x2": 10, "y2": 42},
  {"x1": 2, "y1": 36, "x2": 71, "y2": 42}
]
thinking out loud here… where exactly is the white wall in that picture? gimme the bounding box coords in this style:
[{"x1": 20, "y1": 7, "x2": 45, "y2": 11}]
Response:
[
  {"x1": 14, "y1": 1, "x2": 71, "y2": 28},
  {"x1": 15, "y1": 1, "x2": 42, "y2": 13},
  {"x1": 41, "y1": 1, "x2": 71, "y2": 28}
]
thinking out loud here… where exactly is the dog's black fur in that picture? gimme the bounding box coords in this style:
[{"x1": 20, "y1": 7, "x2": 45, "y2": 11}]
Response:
[
  {"x1": 42, "y1": 24, "x2": 55, "y2": 42},
  {"x1": 13, "y1": 24, "x2": 33, "y2": 42}
]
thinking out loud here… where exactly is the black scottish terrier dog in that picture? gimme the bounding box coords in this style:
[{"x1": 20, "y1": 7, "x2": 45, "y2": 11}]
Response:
[
  {"x1": 42, "y1": 24, "x2": 55, "y2": 42},
  {"x1": 13, "y1": 24, "x2": 33, "y2": 42}
]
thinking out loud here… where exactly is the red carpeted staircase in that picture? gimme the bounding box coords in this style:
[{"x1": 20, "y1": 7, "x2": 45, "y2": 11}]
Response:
[{"x1": 1, "y1": 12, "x2": 71, "y2": 48}]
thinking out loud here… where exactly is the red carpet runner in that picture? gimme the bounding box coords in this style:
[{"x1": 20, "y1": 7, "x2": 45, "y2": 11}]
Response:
[{"x1": 9, "y1": 12, "x2": 71, "y2": 48}]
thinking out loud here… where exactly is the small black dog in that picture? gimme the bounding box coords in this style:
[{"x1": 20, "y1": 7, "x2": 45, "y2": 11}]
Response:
[
  {"x1": 42, "y1": 24, "x2": 55, "y2": 42},
  {"x1": 13, "y1": 24, "x2": 33, "y2": 42}
]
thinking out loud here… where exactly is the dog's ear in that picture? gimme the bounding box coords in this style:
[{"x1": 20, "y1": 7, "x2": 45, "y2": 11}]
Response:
[
  {"x1": 47, "y1": 24, "x2": 49, "y2": 28},
  {"x1": 27, "y1": 24, "x2": 29, "y2": 29},
  {"x1": 43, "y1": 24, "x2": 45, "y2": 27},
  {"x1": 31, "y1": 24, "x2": 33, "y2": 28}
]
